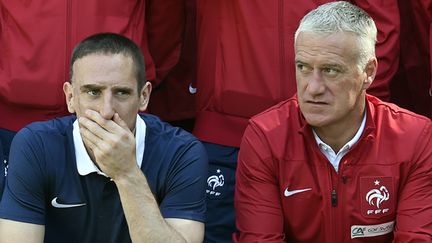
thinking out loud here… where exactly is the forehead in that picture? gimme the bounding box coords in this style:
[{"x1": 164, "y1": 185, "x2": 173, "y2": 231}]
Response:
[
  {"x1": 72, "y1": 53, "x2": 136, "y2": 88},
  {"x1": 295, "y1": 32, "x2": 359, "y2": 65}
]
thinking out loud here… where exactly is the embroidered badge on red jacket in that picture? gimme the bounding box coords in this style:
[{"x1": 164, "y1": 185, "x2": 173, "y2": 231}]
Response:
[{"x1": 360, "y1": 177, "x2": 394, "y2": 218}]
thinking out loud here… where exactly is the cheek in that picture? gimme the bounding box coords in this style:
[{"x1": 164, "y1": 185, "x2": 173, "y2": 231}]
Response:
[
  {"x1": 345, "y1": 79, "x2": 364, "y2": 99},
  {"x1": 75, "y1": 98, "x2": 95, "y2": 112},
  {"x1": 73, "y1": 96, "x2": 105, "y2": 117},
  {"x1": 334, "y1": 87, "x2": 357, "y2": 109},
  {"x1": 295, "y1": 75, "x2": 307, "y2": 91}
]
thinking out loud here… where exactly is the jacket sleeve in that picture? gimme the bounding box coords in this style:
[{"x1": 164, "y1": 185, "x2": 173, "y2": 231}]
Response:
[
  {"x1": 145, "y1": 0, "x2": 184, "y2": 86},
  {"x1": 234, "y1": 122, "x2": 285, "y2": 242},
  {"x1": 392, "y1": 122, "x2": 432, "y2": 242},
  {"x1": 353, "y1": 0, "x2": 400, "y2": 101},
  {"x1": 145, "y1": 0, "x2": 197, "y2": 121}
]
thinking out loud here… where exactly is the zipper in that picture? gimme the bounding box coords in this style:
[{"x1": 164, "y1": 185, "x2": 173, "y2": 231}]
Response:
[
  {"x1": 334, "y1": 161, "x2": 348, "y2": 242},
  {"x1": 328, "y1": 160, "x2": 348, "y2": 242},
  {"x1": 331, "y1": 189, "x2": 337, "y2": 207},
  {"x1": 326, "y1": 162, "x2": 337, "y2": 243}
]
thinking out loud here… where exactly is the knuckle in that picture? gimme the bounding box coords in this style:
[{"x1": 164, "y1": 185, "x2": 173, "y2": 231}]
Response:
[
  {"x1": 99, "y1": 119, "x2": 109, "y2": 127},
  {"x1": 112, "y1": 135, "x2": 122, "y2": 145}
]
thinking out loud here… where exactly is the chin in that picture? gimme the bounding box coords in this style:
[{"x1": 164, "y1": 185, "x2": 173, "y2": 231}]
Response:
[{"x1": 302, "y1": 112, "x2": 331, "y2": 128}]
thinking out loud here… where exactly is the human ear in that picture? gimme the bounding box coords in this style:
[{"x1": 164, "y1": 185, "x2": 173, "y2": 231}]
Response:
[
  {"x1": 63, "y1": 82, "x2": 75, "y2": 113},
  {"x1": 362, "y1": 58, "x2": 378, "y2": 90},
  {"x1": 138, "y1": 81, "x2": 152, "y2": 112}
]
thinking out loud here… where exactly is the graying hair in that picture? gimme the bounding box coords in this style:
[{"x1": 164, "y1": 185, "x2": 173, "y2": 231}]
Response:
[{"x1": 294, "y1": 1, "x2": 377, "y2": 69}]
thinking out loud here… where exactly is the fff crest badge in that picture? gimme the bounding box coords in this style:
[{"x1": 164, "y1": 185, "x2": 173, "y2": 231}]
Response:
[
  {"x1": 206, "y1": 166, "x2": 233, "y2": 199},
  {"x1": 360, "y1": 176, "x2": 394, "y2": 218}
]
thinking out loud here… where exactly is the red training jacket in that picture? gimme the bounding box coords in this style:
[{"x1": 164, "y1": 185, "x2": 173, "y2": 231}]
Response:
[{"x1": 235, "y1": 95, "x2": 432, "y2": 242}]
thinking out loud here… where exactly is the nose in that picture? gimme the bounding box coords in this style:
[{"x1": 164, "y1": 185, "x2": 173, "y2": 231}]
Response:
[
  {"x1": 306, "y1": 70, "x2": 325, "y2": 95},
  {"x1": 99, "y1": 92, "x2": 115, "y2": 120}
]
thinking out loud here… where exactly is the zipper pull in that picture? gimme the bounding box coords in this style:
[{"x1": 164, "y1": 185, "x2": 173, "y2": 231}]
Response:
[{"x1": 331, "y1": 189, "x2": 337, "y2": 207}]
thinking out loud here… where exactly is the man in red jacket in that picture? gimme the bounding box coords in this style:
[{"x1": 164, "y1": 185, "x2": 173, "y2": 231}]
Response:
[
  {"x1": 235, "y1": 2, "x2": 432, "y2": 242},
  {"x1": 195, "y1": 0, "x2": 400, "y2": 242}
]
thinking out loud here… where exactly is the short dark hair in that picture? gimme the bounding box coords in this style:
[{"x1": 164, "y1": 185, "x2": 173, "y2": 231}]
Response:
[{"x1": 70, "y1": 33, "x2": 146, "y2": 92}]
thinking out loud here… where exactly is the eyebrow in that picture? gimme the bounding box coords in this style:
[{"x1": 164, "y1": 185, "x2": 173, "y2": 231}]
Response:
[
  {"x1": 321, "y1": 63, "x2": 342, "y2": 68},
  {"x1": 80, "y1": 84, "x2": 135, "y2": 93},
  {"x1": 112, "y1": 86, "x2": 135, "y2": 94},
  {"x1": 295, "y1": 60, "x2": 343, "y2": 69},
  {"x1": 321, "y1": 63, "x2": 346, "y2": 72},
  {"x1": 80, "y1": 84, "x2": 105, "y2": 92}
]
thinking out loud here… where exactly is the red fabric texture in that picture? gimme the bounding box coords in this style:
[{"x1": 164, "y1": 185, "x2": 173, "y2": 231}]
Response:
[
  {"x1": 390, "y1": 0, "x2": 432, "y2": 118},
  {"x1": 146, "y1": 0, "x2": 197, "y2": 122}
]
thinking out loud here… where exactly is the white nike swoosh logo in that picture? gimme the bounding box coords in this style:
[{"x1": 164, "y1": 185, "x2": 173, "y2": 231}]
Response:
[
  {"x1": 51, "y1": 197, "x2": 86, "y2": 208},
  {"x1": 284, "y1": 188, "x2": 312, "y2": 197},
  {"x1": 189, "y1": 83, "x2": 197, "y2": 94}
]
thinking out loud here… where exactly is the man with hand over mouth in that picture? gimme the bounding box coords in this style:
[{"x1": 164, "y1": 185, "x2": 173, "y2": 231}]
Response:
[{"x1": 0, "y1": 33, "x2": 208, "y2": 243}]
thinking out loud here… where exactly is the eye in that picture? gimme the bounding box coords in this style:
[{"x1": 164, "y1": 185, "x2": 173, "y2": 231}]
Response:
[
  {"x1": 115, "y1": 90, "x2": 131, "y2": 98},
  {"x1": 296, "y1": 63, "x2": 312, "y2": 73},
  {"x1": 322, "y1": 67, "x2": 340, "y2": 76},
  {"x1": 296, "y1": 63, "x2": 304, "y2": 70},
  {"x1": 87, "y1": 89, "x2": 101, "y2": 96}
]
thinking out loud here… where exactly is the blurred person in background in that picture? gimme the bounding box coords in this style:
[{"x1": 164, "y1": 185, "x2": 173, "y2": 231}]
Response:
[
  {"x1": 390, "y1": 0, "x2": 432, "y2": 118},
  {"x1": 146, "y1": 0, "x2": 198, "y2": 133}
]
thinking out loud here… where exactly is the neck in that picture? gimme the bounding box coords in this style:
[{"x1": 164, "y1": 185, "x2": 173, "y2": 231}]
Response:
[{"x1": 314, "y1": 105, "x2": 365, "y2": 153}]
